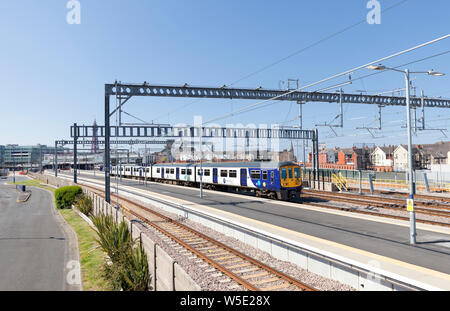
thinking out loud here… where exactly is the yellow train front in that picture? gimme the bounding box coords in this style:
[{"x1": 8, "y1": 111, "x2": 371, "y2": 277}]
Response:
[{"x1": 276, "y1": 163, "x2": 303, "y2": 200}]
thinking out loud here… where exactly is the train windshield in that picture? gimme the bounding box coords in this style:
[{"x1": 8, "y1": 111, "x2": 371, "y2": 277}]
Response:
[
  {"x1": 288, "y1": 168, "x2": 293, "y2": 179},
  {"x1": 281, "y1": 168, "x2": 287, "y2": 179},
  {"x1": 294, "y1": 167, "x2": 300, "y2": 179}
]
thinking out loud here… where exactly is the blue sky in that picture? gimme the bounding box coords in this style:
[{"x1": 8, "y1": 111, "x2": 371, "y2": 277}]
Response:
[{"x1": 0, "y1": 0, "x2": 449, "y2": 157}]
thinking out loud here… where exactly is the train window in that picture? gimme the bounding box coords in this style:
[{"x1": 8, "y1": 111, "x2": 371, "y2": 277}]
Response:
[
  {"x1": 146, "y1": 168, "x2": 150, "y2": 173},
  {"x1": 187, "y1": 169, "x2": 192, "y2": 175},
  {"x1": 181, "y1": 169, "x2": 186, "y2": 175},
  {"x1": 170, "y1": 169, "x2": 174, "y2": 174},
  {"x1": 229, "y1": 170, "x2": 237, "y2": 178},
  {"x1": 262, "y1": 170, "x2": 268, "y2": 180},
  {"x1": 281, "y1": 168, "x2": 287, "y2": 179},
  {"x1": 250, "y1": 170, "x2": 261, "y2": 179},
  {"x1": 288, "y1": 168, "x2": 293, "y2": 179},
  {"x1": 204, "y1": 169, "x2": 210, "y2": 176},
  {"x1": 166, "y1": 168, "x2": 170, "y2": 174},
  {"x1": 271, "y1": 171, "x2": 274, "y2": 183},
  {"x1": 220, "y1": 170, "x2": 228, "y2": 177},
  {"x1": 156, "y1": 168, "x2": 160, "y2": 173},
  {"x1": 294, "y1": 167, "x2": 300, "y2": 179}
]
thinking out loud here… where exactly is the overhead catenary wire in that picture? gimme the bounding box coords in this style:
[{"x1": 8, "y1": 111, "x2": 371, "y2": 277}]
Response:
[
  {"x1": 154, "y1": 0, "x2": 410, "y2": 123},
  {"x1": 347, "y1": 49, "x2": 450, "y2": 91},
  {"x1": 226, "y1": 0, "x2": 410, "y2": 87},
  {"x1": 204, "y1": 36, "x2": 450, "y2": 125}
]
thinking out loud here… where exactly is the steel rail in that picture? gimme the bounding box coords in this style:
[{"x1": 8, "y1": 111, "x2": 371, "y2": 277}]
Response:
[
  {"x1": 303, "y1": 189, "x2": 450, "y2": 213},
  {"x1": 304, "y1": 201, "x2": 450, "y2": 228},
  {"x1": 347, "y1": 187, "x2": 450, "y2": 203},
  {"x1": 302, "y1": 190, "x2": 450, "y2": 218},
  {"x1": 305, "y1": 189, "x2": 450, "y2": 209}
]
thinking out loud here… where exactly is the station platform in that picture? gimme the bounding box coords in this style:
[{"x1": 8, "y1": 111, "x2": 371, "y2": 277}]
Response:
[{"x1": 51, "y1": 171, "x2": 450, "y2": 290}]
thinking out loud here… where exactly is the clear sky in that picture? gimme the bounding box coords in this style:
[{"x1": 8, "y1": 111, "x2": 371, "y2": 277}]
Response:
[{"x1": 1, "y1": 0, "x2": 449, "y2": 157}]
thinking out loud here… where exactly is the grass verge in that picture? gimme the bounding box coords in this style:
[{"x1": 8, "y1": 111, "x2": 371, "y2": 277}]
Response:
[
  {"x1": 12, "y1": 178, "x2": 114, "y2": 290},
  {"x1": 9, "y1": 179, "x2": 56, "y2": 193},
  {"x1": 59, "y1": 209, "x2": 113, "y2": 290}
]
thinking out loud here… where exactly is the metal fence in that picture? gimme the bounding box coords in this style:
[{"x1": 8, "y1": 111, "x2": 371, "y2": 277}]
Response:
[{"x1": 302, "y1": 168, "x2": 450, "y2": 193}]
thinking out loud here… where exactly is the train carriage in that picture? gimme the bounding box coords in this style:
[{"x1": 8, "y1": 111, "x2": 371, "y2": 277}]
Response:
[
  {"x1": 198, "y1": 162, "x2": 302, "y2": 200},
  {"x1": 111, "y1": 161, "x2": 302, "y2": 200}
]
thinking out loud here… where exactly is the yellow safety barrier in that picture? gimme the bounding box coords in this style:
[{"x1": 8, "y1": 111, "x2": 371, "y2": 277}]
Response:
[
  {"x1": 331, "y1": 172, "x2": 348, "y2": 191},
  {"x1": 121, "y1": 205, "x2": 131, "y2": 219}
]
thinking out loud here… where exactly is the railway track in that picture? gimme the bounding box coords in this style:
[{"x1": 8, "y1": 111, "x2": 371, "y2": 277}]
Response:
[
  {"x1": 82, "y1": 183, "x2": 316, "y2": 292},
  {"x1": 302, "y1": 189, "x2": 450, "y2": 218},
  {"x1": 347, "y1": 187, "x2": 450, "y2": 203},
  {"x1": 301, "y1": 190, "x2": 450, "y2": 227}
]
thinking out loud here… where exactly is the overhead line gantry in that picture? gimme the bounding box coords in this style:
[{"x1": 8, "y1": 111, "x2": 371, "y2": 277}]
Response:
[{"x1": 99, "y1": 82, "x2": 450, "y2": 203}]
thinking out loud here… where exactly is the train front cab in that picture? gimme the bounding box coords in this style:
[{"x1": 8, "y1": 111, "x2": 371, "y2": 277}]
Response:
[{"x1": 279, "y1": 164, "x2": 302, "y2": 200}]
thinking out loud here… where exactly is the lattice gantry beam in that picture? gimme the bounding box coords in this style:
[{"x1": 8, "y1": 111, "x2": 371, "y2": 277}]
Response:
[
  {"x1": 56, "y1": 139, "x2": 172, "y2": 146},
  {"x1": 70, "y1": 125, "x2": 315, "y2": 140},
  {"x1": 105, "y1": 83, "x2": 450, "y2": 108}
]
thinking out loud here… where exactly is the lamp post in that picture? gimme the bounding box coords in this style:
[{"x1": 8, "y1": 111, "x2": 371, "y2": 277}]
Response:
[
  {"x1": 367, "y1": 65, "x2": 445, "y2": 244},
  {"x1": 13, "y1": 150, "x2": 15, "y2": 184},
  {"x1": 199, "y1": 124, "x2": 203, "y2": 199}
]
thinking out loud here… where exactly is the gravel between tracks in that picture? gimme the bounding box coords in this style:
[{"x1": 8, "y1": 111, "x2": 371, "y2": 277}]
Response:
[
  {"x1": 127, "y1": 196, "x2": 356, "y2": 291},
  {"x1": 317, "y1": 200, "x2": 450, "y2": 225}
]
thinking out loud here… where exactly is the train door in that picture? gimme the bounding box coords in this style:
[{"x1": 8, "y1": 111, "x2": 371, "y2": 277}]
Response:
[
  {"x1": 161, "y1": 167, "x2": 164, "y2": 179},
  {"x1": 213, "y1": 168, "x2": 218, "y2": 183},
  {"x1": 240, "y1": 168, "x2": 247, "y2": 187},
  {"x1": 176, "y1": 168, "x2": 179, "y2": 180},
  {"x1": 139, "y1": 168, "x2": 143, "y2": 178}
]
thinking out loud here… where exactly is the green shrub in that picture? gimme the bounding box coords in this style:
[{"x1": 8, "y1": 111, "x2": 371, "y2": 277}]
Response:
[
  {"x1": 91, "y1": 213, "x2": 149, "y2": 291},
  {"x1": 74, "y1": 194, "x2": 93, "y2": 216},
  {"x1": 54, "y1": 186, "x2": 82, "y2": 209}
]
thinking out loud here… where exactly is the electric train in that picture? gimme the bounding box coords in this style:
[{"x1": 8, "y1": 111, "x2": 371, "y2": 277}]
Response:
[{"x1": 111, "y1": 161, "x2": 302, "y2": 200}]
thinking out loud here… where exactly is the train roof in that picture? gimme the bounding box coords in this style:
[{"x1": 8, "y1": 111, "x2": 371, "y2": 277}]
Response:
[
  {"x1": 152, "y1": 163, "x2": 196, "y2": 168},
  {"x1": 153, "y1": 161, "x2": 298, "y2": 168}
]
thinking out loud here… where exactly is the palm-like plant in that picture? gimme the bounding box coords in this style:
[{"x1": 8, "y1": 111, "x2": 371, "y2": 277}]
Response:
[
  {"x1": 91, "y1": 213, "x2": 149, "y2": 290},
  {"x1": 92, "y1": 214, "x2": 131, "y2": 261},
  {"x1": 121, "y1": 243, "x2": 149, "y2": 291},
  {"x1": 74, "y1": 194, "x2": 93, "y2": 215}
]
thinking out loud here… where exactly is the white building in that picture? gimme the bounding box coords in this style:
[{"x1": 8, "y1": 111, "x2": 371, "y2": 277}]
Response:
[
  {"x1": 393, "y1": 145, "x2": 409, "y2": 172},
  {"x1": 370, "y1": 146, "x2": 394, "y2": 170}
]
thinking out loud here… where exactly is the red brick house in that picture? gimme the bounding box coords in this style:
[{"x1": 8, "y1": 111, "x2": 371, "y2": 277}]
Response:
[{"x1": 307, "y1": 146, "x2": 371, "y2": 170}]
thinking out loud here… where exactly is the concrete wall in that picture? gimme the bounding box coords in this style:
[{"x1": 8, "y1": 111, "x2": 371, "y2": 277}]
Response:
[
  {"x1": 31, "y1": 173, "x2": 201, "y2": 291},
  {"x1": 30, "y1": 172, "x2": 75, "y2": 188}
]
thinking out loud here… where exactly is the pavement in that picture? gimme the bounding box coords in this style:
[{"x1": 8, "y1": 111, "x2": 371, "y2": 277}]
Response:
[
  {"x1": 55, "y1": 170, "x2": 450, "y2": 277},
  {"x1": 0, "y1": 176, "x2": 81, "y2": 290}
]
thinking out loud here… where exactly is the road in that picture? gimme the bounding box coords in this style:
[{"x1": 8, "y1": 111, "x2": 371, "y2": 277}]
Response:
[
  {"x1": 0, "y1": 176, "x2": 80, "y2": 290},
  {"x1": 61, "y1": 171, "x2": 450, "y2": 275}
]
